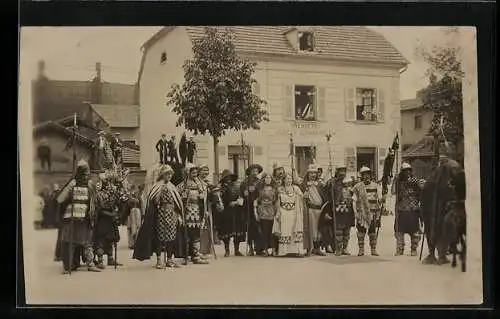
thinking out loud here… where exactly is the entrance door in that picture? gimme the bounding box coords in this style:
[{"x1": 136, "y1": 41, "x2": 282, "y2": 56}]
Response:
[
  {"x1": 228, "y1": 145, "x2": 250, "y2": 181},
  {"x1": 295, "y1": 146, "x2": 314, "y2": 178},
  {"x1": 356, "y1": 147, "x2": 377, "y2": 180}
]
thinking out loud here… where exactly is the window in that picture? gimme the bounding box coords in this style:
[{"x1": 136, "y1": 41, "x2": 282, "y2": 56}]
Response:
[
  {"x1": 160, "y1": 52, "x2": 167, "y2": 64},
  {"x1": 355, "y1": 88, "x2": 377, "y2": 122},
  {"x1": 295, "y1": 85, "x2": 316, "y2": 121},
  {"x1": 298, "y1": 32, "x2": 314, "y2": 52},
  {"x1": 414, "y1": 115, "x2": 423, "y2": 130}
]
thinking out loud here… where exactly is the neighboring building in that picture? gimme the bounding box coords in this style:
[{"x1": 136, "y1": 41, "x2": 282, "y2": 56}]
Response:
[
  {"x1": 33, "y1": 116, "x2": 141, "y2": 172},
  {"x1": 138, "y1": 26, "x2": 408, "y2": 180},
  {"x1": 32, "y1": 61, "x2": 139, "y2": 124},
  {"x1": 400, "y1": 96, "x2": 434, "y2": 150},
  {"x1": 89, "y1": 103, "x2": 140, "y2": 146}
]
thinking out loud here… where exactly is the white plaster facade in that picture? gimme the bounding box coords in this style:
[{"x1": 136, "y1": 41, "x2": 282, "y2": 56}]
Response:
[{"x1": 139, "y1": 27, "x2": 406, "y2": 181}]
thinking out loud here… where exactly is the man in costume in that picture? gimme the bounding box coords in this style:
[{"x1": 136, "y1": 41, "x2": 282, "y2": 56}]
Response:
[
  {"x1": 219, "y1": 169, "x2": 246, "y2": 257},
  {"x1": 240, "y1": 164, "x2": 263, "y2": 256},
  {"x1": 133, "y1": 165, "x2": 184, "y2": 268},
  {"x1": 300, "y1": 164, "x2": 328, "y2": 256},
  {"x1": 168, "y1": 135, "x2": 180, "y2": 164},
  {"x1": 352, "y1": 166, "x2": 383, "y2": 256},
  {"x1": 94, "y1": 131, "x2": 114, "y2": 170},
  {"x1": 272, "y1": 162, "x2": 286, "y2": 185},
  {"x1": 187, "y1": 136, "x2": 197, "y2": 164},
  {"x1": 93, "y1": 171, "x2": 126, "y2": 269},
  {"x1": 393, "y1": 162, "x2": 423, "y2": 256},
  {"x1": 421, "y1": 155, "x2": 463, "y2": 265},
  {"x1": 56, "y1": 159, "x2": 100, "y2": 274},
  {"x1": 324, "y1": 167, "x2": 356, "y2": 256},
  {"x1": 198, "y1": 164, "x2": 223, "y2": 259},
  {"x1": 155, "y1": 134, "x2": 168, "y2": 164},
  {"x1": 176, "y1": 163, "x2": 209, "y2": 264},
  {"x1": 110, "y1": 133, "x2": 123, "y2": 169}
]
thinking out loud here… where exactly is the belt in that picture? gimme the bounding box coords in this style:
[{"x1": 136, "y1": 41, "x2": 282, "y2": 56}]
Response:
[{"x1": 308, "y1": 204, "x2": 322, "y2": 210}]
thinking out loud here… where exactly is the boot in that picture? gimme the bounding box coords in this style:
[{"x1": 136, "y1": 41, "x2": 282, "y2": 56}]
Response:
[
  {"x1": 410, "y1": 233, "x2": 420, "y2": 257},
  {"x1": 342, "y1": 234, "x2": 351, "y2": 255},
  {"x1": 313, "y1": 242, "x2": 326, "y2": 256},
  {"x1": 234, "y1": 241, "x2": 243, "y2": 256},
  {"x1": 395, "y1": 232, "x2": 404, "y2": 256},
  {"x1": 369, "y1": 233, "x2": 379, "y2": 256},
  {"x1": 96, "y1": 255, "x2": 106, "y2": 270},
  {"x1": 422, "y1": 254, "x2": 437, "y2": 265},
  {"x1": 192, "y1": 241, "x2": 209, "y2": 264},
  {"x1": 155, "y1": 255, "x2": 165, "y2": 269},
  {"x1": 335, "y1": 239, "x2": 343, "y2": 256},
  {"x1": 86, "y1": 260, "x2": 101, "y2": 272},
  {"x1": 357, "y1": 233, "x2": 365, "y2": 256},
  {"x1": 247, "y1": 243, "x2": 255, "y2": 256},
  {"x1": 223, "y1": 239, "x2": 230, "y2": 257},
  {"x1": 166, "y1": 258, "x2": 181, "y2": 268},
  {"x1": 326, "y1": 245, "x2": 334, "y2": 254}
]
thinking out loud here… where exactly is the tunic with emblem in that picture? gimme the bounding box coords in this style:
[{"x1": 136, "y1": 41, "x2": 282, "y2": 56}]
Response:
[
  {"x1": 177, "y1": 179, "x2": 204, "y2": 228},
  {"x1": 394, "y1": 174, "x2": 422, "y2": 234}
]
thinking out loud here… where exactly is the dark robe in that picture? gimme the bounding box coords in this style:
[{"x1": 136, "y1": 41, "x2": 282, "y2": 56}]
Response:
[
  {"x1": 179, "y1": 134, "x2": 188, "y2": 166},
  {"x1": 240, "y1": 177, "x2": 262, "y2": 249}
]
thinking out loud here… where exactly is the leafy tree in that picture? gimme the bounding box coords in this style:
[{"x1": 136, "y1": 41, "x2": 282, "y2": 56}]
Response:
[
  {"x1": 167, "y1": 27, "x2": 268, "y2": 181},
  {"x1": 416, "y1": 30, "x2": 465, "y2": 166}
]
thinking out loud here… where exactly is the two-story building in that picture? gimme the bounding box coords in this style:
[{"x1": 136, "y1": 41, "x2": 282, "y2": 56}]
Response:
[
  {"x1": 138, "y1": 26, "x2": 408, "y2": 181},
  {"x1": 400, "y1": 95, "x2": 434, "y2": 150}
]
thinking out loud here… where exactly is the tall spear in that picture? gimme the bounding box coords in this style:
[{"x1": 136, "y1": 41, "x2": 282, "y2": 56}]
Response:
[
  {"x1": 325, "y1": 130, "x2": 337, "y2": 254},
  {"x1": 289, "y1": 132, "x2": 296, "y2": 183},
  {"x1": 240, "y1": 133, "x2": 251, "y2": 255},
  {"x1": 68, "y1": 113, "x2": 77, "y2": 275}
]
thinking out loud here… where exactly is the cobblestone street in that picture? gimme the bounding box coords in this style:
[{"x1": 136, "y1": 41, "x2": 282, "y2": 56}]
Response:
[{"x1": 22, "y1": 215, "x2": 483, "y2": 305}]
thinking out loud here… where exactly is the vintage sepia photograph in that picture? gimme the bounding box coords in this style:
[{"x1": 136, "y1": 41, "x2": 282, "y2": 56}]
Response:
[{"x1": 19, "y1": 26, "x2": 481, "y2": 305}]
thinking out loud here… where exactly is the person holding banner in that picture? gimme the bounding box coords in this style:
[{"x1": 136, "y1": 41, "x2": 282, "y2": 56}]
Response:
[{"x1": 56, "y1": 159, "x2": 100, "y2": 274}]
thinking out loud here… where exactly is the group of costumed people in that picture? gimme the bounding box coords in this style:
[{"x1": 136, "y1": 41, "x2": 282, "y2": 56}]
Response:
[{"x1": 52, "y1": 149, "x2": 466, "y2": 274}]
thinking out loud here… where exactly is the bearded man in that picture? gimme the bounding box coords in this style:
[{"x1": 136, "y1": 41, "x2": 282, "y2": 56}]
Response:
[{"x1": 56, "y1": 159, "x2": 100, "y2": 274}]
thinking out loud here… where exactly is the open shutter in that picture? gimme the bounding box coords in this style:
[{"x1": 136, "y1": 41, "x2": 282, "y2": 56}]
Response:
[
  {"x1": 345, "y1": 88, "x2": 355, "y2": 122},
  {"x1": 283, "y1": 85, "x2": 293, "y2": 120},
  {"x1": 345, "y1": 147, "x2": 356, "y2": 174},
  {"x1": 377, "y1": 89, "x2": 386, "y2": 123},
  {"x1": 316, "y1": 87, "x2": 326, "y2": 121}
]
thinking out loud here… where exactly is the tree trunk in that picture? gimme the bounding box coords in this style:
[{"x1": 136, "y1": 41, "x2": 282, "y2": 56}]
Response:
[{"x1": 213, "y1": 137, "x2": 220, "y2": 185}]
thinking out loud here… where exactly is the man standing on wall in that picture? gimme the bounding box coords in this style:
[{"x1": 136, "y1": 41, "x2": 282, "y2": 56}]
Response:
[
  {"x1": 155, "y1": 134, "x2": 168, "y2": 164},
  {"x1": 187, "y1": 136, "x2": 197, "y2": 164},
  {"x1": 168, "y1": 135, "x2": 180, "y2": 164}
]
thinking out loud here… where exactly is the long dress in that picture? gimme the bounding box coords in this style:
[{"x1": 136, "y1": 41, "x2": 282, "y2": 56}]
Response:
[{"x1": 272, "y1": 185, "x2": 305, "y2": 256}]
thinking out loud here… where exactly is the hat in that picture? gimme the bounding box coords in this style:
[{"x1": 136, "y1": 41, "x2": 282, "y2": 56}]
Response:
[
  {"x1": 246, "y1": 164, "x2": 263, "y2": 176},
  {"x1": 159, "y1": 164, "x2": 174, "y2": 175},
  {"x1": 114, "y1": 132, "x2": 120, "y2": 136},
  {"x1": 401, "y1": 162, "x2": 412, "y2": 170},
  {"x1": 98, "y1": 131, "x2": 106, "y2": 136},
  {"x1": 272, "y1": 162, "x2": 284, "y2": 171},
  {"x1": 307, "y1": 164, "x2": 319, "y2": 173},
  {"x1": 77, "y1": 159, "x2": 89, "y2": 169},
  {"x1": 185, "y1": 163, "x2": 198, "y2": 172},
  {"x1": 335, "y1": 166, "x2": 347, "y2": 172},
  {"x1": 199, "y1": 164, "x2": 209, "y2": 171},
  {"x1": 359, "y1": 166, "x2": 371, "y2": 174},
  {"x1": 220, "y1": 169, "x2": 238, "y2": 183}
]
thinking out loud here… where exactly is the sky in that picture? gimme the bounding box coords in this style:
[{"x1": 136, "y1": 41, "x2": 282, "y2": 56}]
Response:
[{"x1": 19, "y1": 26, "x2": 471, "y2": 100}]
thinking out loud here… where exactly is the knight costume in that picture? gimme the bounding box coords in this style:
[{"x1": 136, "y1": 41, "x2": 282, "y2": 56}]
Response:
[{"x1": 56, "y1": 159, "x2": 100, "y2": 274}]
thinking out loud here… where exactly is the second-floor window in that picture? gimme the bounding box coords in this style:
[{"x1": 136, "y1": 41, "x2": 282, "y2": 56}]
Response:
[
  {"x1": 295, "y1": 85, "x2": 316, "y2": 121},
  {"x1": 356, "y1": 88, "x2": 377, "y2": 122},
  {"x1": 414, "y1": 115, "x2": 423, "y2": 130},
  {"x1": 298, "y1": 32, "x2": 314, "y2": 52}
]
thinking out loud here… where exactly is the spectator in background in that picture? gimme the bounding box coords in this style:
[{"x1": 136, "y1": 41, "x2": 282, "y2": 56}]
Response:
[
  {"x1": 37, "y1": 139, "x2": 52, "y2": 171},
  {"x1": 34, "y1": 191, "x2": 45, "y2": 229}
]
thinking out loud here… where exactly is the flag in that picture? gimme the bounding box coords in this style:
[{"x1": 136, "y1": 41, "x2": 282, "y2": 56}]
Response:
[
  {"x1": 289, "y1": 136, "x2": 294, "y2": 158},
  {"x1": 391, "y1": 133, "x2": 399, "y2": 151}
]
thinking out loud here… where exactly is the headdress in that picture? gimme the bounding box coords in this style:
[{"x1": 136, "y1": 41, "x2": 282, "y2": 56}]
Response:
[
  {"x1": 220, "y1": 169, "x2": 238, "y2": 183},
  {"x1": 359, "y1": 166, "x2": 371, "y2": 174},
  {"x1": 401, "y1": 162, "x2": 412, "y2": 170},
  {"x1": 246, "y1": 164, "x2": 263, "y2": 176}
]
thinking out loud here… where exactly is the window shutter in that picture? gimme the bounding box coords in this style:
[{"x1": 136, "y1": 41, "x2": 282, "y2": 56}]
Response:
[
  {"x1": 377, "y1": 89, "x2": 385, "y2": 122},
  {"x1": 317, "y1": 87, "x2": 326, "y2": 121},
  {"x1": 254, "y1": 82, "x2": 260, "y2": 96},
  {"x1": 218, "y1": 146, "x2": 226, "y2": 156},
  {"x1": 345, "y1": 88, "x2": 355, "y2": 122},
  {"x1": 283, "y1": 85, "x2": 293, "y2": 120},
  {"x1": 345, "y1": 147, "x2": 356, "y2": 173}
]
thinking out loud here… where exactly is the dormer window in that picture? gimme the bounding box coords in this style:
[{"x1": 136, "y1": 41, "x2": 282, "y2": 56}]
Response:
[
  {"x1": 160, "y1": 52, "x2": 167, "y2": 64},
  {"x1": 298, "y1": 32, "x2": 314, "y2": 52}
]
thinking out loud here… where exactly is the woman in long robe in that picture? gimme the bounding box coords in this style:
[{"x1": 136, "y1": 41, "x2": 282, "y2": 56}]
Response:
[
  {"x1": 133, "y1": 164, "x2": 184, "y2": 268},
  {"x1": 272, "y1": 172, "x2": 305, "y2": 257}
]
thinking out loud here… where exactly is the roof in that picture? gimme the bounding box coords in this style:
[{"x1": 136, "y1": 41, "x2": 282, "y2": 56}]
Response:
[
  {"x1": 401, "y1": 98, "x2": 423, "y2": 111},
  {"x1": 402, "y1": 135, "x2": 435, "y2": 158},
  {"x1": 138, "y1": 26, "x2": 408, "y2": 84},
  {"x1": 91, "y1": 104, "x2": 140, "y2": 128},
  {"x1": 143, "y1": 26, "x2": 407, "y2": 66},
  {"x1": 33, "y1": 118, "x2": 140, "y2": 164}
]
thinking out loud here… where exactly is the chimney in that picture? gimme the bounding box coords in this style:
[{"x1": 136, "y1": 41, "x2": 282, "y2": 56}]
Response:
[
  {"x1": 37, "y1": 60, "x2": 46, "y2": 77},
  {"x1": 95, "y1": 62, "x2": 102, "y2": 81}
]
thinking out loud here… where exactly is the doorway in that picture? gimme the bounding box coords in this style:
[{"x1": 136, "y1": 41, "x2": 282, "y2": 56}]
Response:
[
  {"x1": 356, "y1": 147, "x2": 377, "y2": 180},
  {"x1": 295, "y1": 146, "x2": 314, "y2": 178},
  {"x1": 228, "y1": 145, "x2": 250, "y2": 181}
]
